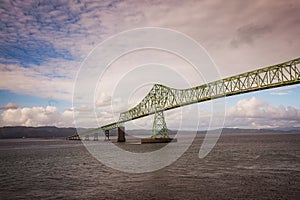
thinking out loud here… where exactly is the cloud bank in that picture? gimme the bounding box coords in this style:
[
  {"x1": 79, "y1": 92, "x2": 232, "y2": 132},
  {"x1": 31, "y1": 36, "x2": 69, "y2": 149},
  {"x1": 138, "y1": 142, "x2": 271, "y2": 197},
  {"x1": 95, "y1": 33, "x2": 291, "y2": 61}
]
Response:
[
  {"x1": 0, "y1": 102, "x2": 19, "y2": 110},
  {"x1": 1, "y1": 0, "x2": 299, "y2": 128},
  {"x1": 1, "y1": 0, "x2": 300, "y2": 101},
  {"x1": 225, "y1": 97, "x2": 300, "y2": 129},
  {"x1": 1, "y1": 97, "x2": 299, "y2": 129},
  {"x1": 0, "y1": 105, "x2": 74, "y2": 127}
]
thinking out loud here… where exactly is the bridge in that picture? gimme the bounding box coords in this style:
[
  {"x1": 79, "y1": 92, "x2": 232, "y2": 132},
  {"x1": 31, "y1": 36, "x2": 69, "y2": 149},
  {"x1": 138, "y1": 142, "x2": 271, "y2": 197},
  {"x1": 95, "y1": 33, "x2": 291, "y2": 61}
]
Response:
[{"x1": 67, "y1": 57, "x2": 300, "y2": 141}]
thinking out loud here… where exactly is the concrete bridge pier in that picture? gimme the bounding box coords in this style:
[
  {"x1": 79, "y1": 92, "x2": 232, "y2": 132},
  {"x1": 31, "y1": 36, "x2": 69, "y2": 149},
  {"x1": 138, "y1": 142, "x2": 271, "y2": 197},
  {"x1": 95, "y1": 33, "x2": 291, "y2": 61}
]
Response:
[
  {"x1": 105, "y1": 130, "x2": 110, "y2": 141},
  {"x1": 84, "y1": 135, "x2": 89, "y2": 141},
  {"x1": 94, "y1": 133, "x2": 98, "y2": 141},
  {"x1": 117, "y1": 126, "x2": 126, "y2": 142}
]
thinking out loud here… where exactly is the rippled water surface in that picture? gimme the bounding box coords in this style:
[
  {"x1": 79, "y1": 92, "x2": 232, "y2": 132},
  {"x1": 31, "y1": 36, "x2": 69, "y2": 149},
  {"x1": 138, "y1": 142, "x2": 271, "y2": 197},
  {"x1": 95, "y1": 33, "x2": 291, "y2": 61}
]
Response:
[{"x1": 0, "y1": 133, "x2": 299, "y2": 199}]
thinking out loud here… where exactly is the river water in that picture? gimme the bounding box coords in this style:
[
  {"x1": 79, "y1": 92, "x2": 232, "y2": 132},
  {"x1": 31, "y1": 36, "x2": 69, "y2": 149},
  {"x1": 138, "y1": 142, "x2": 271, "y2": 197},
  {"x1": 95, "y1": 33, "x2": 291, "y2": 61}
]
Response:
[{"x1": 0, "y1": 133, "x2": 299, "y2": 199}]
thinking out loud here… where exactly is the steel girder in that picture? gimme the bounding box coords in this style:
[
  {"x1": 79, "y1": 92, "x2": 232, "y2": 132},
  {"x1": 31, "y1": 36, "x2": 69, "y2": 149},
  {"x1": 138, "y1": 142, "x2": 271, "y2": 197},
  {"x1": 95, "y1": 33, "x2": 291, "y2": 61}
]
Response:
[
  {"x1": 67, "y1": 58, "x2": 300, "y2": 139},
  {"x1": 117, "y1": 58, "x2": 300, "y2": 125}
]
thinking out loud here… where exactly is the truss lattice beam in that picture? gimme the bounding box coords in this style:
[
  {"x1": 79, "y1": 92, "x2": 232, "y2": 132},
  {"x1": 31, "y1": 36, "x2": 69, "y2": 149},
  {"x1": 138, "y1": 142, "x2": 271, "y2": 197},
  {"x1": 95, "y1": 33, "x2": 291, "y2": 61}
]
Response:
[
  {"x1": 68, "y1": 58, "x2": 300, "y2": 138},
  {"x1": 114, "y1": 58, "x2": 300, "y2": 127}
]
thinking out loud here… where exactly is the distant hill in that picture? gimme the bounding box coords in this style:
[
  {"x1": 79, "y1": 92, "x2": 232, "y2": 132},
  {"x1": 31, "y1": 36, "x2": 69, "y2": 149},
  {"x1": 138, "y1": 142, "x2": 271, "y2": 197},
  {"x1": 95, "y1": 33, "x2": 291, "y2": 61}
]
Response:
[
  {"x1": 221, "y1": 127, "x2": 300, "y2": 134},
  {"x1": 198, "y1": 128, "x2": 300, "y2": 134},
  {"x1": 0, "y1": 126, "x2": 299, "y2": 139},
  {"x1": 264, "y1": 127, "x2": 300, "y2": 132},
  {"x1": 0, "y1": 126, "x2": 78, "y2": 139}
]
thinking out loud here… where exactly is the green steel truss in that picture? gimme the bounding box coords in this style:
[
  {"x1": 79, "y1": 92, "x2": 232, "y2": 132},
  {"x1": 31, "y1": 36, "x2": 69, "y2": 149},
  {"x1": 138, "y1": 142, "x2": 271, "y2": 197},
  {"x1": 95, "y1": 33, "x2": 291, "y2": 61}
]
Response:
[
  {"x1": 67, "y1": 58, "x2": 300, "y2": 139},
  {"x1": 152, "y1": 110, "x2": 169, "y2": 138},
  {"x1": 114, "y1": 57, "x2": 299, "y2": 125}
]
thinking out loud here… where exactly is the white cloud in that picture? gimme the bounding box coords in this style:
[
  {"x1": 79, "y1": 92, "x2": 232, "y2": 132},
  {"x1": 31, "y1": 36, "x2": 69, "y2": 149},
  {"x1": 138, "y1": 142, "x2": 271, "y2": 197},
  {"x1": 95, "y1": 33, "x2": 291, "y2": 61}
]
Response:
[
  {"x1": 108, "y1": 0, "x2": 300, "y2": 76},
  {"x1": 0, "y1": 97, "x2": 298, "y2": 129},
  {"x1": 269, "y1": 91, "x2": 290, "y2": 96},
  {"x1": 268, "y1": 85, "x2": 300, "y2": 96},
  {"x1": 225, "y1": 97, "x2": 300, "y2": 128},
  {"x1": 0, "y1": 106, "x2": 74, "y2": 127},
  {"x1": 2, "y1": 0, "x2": 299, "y2": 100},
  {"x1": 230, "y1": 23, "x2": 272, "y2": 48},
  {"x1": 95, "y1": 92, "x2": 111, "y2": 107},
  {"x1": 227, "y1": 97, "x2": 268, "y2": 118},
  {"x1": 0, "y1": 102, "x2": 19, "y2": 110},
  {"x1": 1, "y1": 0, "x2": 300, "y2": 129},
  {"x1": 0, "y1": 63, "x2": 75, "y2": 101},
  {"x1": 123, "y1": 97, "x2": 300, "y2": 130}
]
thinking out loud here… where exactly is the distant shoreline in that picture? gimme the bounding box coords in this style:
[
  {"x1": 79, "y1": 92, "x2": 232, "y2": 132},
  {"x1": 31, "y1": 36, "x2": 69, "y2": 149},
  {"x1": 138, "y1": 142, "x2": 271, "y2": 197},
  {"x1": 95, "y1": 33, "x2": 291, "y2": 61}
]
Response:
[{"x1": 0, "y1": 126, "x2": 299, "y2": 139}]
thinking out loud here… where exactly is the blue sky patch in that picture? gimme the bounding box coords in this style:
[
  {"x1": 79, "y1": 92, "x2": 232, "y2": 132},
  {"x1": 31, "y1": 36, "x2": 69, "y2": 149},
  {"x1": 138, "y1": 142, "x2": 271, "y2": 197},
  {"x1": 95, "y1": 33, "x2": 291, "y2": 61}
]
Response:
[
  {"x1": 0, "y1": 90, "x2": 71, "y2": 112},
  {"x1": 0, "y1": 38, "x2": 73, "y2": 66}
]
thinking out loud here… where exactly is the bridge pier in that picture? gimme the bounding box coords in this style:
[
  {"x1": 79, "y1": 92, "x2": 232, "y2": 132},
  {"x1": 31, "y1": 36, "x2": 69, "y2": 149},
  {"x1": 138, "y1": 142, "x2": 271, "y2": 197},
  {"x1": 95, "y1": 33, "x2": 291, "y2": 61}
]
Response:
[
  {"x1": 117, "y1": 126, "x2": 126, "y2": 142},
  {"x1": 105, "y1": 130, "x2": 110, "y2": 140},
  {"x1": 66, "y1": 134, "x2": 81, "y2": 140},
  {"x1": 84, "y1": 135, "x2": 89, "y2": 141},
  {"x1": 94, "y1": 133, "x2": 98, "y2": 141}
]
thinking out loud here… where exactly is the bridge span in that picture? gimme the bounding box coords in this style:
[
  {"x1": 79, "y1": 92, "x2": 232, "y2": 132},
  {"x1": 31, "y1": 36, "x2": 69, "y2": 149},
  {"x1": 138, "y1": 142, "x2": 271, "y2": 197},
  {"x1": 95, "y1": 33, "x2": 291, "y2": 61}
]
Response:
[{"x1": 67, "y1": 58, "x2": 300, "y2": 141}]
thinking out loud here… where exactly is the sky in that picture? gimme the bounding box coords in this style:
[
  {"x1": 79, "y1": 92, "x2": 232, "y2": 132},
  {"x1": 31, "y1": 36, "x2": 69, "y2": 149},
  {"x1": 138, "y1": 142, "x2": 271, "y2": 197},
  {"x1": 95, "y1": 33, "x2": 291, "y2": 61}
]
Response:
[{"x1": 0, "y1": 0, "x2": 299, "y2": 129}]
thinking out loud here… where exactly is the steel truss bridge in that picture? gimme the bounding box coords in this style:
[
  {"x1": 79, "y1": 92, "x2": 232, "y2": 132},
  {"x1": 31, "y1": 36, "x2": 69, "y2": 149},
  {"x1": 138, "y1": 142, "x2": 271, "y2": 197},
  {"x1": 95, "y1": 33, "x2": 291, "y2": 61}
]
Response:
[{"x1": 67, "y1": 58, "x2": 300, "y2": 141}]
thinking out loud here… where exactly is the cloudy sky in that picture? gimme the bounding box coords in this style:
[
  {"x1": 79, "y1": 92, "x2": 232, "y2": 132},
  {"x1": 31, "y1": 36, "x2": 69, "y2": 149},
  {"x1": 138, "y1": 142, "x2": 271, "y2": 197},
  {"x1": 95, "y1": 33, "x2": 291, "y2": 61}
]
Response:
[{"x1": 0, "y1": 0, "x2": 299, "y2": 129}]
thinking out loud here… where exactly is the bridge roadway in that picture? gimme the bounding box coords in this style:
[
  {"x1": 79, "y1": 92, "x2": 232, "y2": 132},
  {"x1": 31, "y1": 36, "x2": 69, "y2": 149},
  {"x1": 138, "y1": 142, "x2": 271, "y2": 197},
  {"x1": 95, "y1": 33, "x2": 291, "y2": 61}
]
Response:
[{"x1": 67, "y1": 57, "x2": 300, "y2": 140}]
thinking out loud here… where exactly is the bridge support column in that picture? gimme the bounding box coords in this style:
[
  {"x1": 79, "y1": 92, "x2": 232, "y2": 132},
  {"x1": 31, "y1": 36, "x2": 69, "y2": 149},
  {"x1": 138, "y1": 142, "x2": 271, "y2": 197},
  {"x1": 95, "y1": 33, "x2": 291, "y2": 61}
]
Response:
[
  {"x1": 117, "y1": 126, "x2": 126, "y2": 142},
  {"x1": 94, "y1": 133, "x2": 98, "y2": 141},
  {"x1": 84, "y1": 135, "x2": 89, "y2": 141},
  {"x1": 75, "y1": 134, "x2": 80, "y2": 140},
  {"x1": 105, "y1": 130, "x2": 110, "y2": 141},
  {"x1": 152, "y1": 110, "x2": 169, "y2": 138}
]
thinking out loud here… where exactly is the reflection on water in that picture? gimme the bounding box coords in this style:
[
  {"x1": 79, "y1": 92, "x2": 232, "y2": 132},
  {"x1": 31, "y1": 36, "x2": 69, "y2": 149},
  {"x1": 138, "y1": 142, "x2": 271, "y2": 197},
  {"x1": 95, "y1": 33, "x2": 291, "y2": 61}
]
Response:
[{"x1": 0, "y1": 133, "x2": 299, "y2": 199}]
